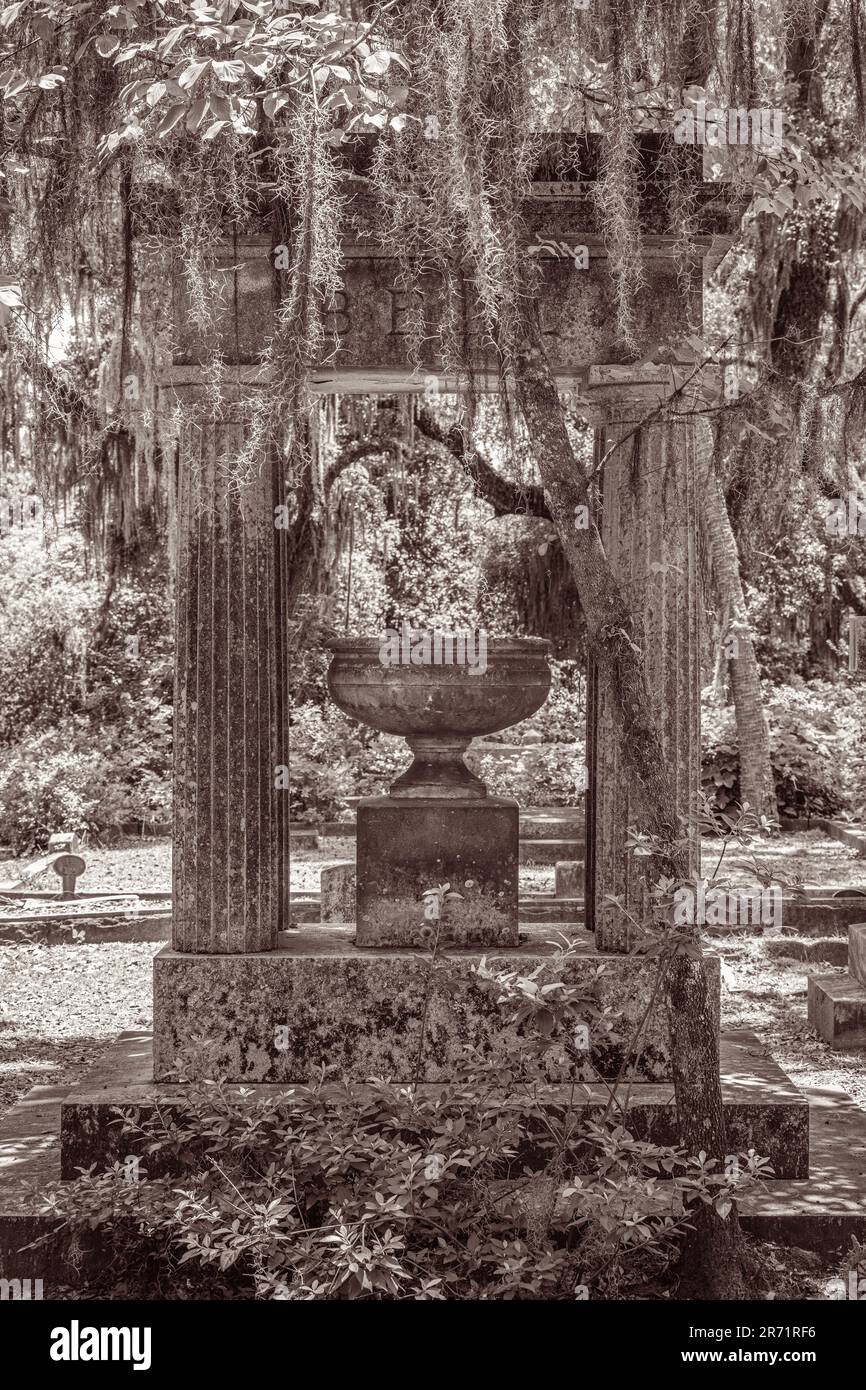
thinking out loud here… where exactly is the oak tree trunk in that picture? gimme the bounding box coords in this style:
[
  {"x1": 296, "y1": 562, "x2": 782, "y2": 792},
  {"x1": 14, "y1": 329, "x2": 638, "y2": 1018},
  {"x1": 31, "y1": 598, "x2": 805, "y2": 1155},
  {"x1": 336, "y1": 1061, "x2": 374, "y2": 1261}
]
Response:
[{"x1": 512, "y1": 305, "x2": 750, "y2": 1298}]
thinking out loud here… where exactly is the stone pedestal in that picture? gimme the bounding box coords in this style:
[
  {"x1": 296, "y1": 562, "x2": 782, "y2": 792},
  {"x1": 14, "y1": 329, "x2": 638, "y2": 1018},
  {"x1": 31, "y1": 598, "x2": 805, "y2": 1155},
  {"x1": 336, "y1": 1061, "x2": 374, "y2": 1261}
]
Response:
[
  {"x1": 555, "y1": 860, "x2": 585, "y2": 897},
  {"x1": 809, "y1": 923, "x2": 866, "y2": 1048},
  {"x1": 355, "y1": 796, "x2": 519, "y2": 947},
  {"x1": 584, "y1": 366, "x2": 704, "y2": 951}
]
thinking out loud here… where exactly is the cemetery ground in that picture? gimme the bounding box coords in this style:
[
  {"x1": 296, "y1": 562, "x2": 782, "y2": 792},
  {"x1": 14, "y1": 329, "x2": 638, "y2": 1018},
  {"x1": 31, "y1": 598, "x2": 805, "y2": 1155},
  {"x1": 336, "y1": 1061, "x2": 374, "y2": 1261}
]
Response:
[{"x1": 2, "y1": 827, "x2": 866, "y2": 1298}]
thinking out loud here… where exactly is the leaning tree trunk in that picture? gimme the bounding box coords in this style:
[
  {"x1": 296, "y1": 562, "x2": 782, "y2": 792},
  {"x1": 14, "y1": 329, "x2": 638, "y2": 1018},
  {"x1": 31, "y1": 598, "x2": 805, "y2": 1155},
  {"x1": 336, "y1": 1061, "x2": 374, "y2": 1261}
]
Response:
[
  {"x1": 512, "y1": 303, "x2": 750, "y2": 1299},
  {"x1": 701, "y1": 454, "x2": 778, "y2": 825}
]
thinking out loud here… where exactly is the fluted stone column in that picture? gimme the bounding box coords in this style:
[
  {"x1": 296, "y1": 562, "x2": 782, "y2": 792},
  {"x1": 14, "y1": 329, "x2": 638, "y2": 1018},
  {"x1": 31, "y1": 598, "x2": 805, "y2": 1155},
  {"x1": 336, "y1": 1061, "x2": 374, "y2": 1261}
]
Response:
[
  {"x1": 583, "y1": 366, "x2": 704, "y2": 952},
  {"x1": 169, "y1": 375, "x2": 283, "y2": 952}
]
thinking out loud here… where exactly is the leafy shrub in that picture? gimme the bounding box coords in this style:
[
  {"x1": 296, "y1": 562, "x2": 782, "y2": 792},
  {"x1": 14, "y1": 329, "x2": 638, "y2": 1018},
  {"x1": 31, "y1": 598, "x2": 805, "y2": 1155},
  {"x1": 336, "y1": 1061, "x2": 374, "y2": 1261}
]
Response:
[
  {"x1": 288, "y1": 701, "x2": 364, "y2": 823},
  {"x1": 468, "y1": 742, "x2": 585, "y2": 806},
  {"x1": 0, "y1": 718, "x2": 129, "y2": 852},
  {"x1": 0, "y1": 527, "x2": 101, "y2": 741},
  {"x1": 510, "y1": 659, "x2": 585, "y2": 743},
  {"x1": 701, "y1": 681, "x2": 866, "y2": 820}
]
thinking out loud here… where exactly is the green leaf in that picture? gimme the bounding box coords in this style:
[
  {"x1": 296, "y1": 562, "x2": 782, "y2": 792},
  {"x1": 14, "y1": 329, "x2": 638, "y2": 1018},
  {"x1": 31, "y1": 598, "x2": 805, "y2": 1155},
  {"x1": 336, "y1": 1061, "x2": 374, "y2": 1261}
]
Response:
[
  {"x1": 363, "y1": 52, "x2": 391, "y2": 76},
  {"x1": 186, "y1": 98, "x2": 209, "y2": 133},
  {"x1": 178, "y1": 60, "x2": 208, "y2": 91},
  {"x1": 156, "y1": 104, "x2": 187, "y2": 138}
]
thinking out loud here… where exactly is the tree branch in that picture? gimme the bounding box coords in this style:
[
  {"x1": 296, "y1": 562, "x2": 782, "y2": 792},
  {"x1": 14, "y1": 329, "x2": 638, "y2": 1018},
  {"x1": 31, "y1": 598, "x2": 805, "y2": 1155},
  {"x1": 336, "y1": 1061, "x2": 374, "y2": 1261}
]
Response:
[{"x1": 414, "y1": 403, "x2": 551, "y2": 519}]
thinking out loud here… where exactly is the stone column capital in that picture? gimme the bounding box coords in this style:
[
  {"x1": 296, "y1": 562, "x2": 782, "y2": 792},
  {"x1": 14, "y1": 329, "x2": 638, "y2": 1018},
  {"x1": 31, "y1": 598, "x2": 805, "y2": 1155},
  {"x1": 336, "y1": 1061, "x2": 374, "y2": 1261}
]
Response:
[{"x1": 577, "y1": 362, "x2": 722, "y2": 427}]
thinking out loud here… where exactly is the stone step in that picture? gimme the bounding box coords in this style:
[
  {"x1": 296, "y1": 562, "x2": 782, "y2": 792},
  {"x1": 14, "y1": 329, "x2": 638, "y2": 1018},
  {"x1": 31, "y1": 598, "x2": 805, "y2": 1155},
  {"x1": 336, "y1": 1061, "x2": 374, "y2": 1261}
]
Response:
[
  {"x1": 51, "y1": 1028, "x2": 806, "y2": 1182},
  {"x1": 12, "y1": 1031, "x2": 854, "y2": 1281},
  {"x1": 705, "y1": 896, "x2": 866, "y2": 936},
  {"x1": 781, "y1": 899, "x2": 866, "y2": 935},
  {"x1": 808, "y1": 972, "x2": 866, "y2": 1049},
  {"x1": 516, "y1": 897, "x2": 583, "y2": 923},
  {"x1": 519, "y1": 814, "x2": 584, "y2": 840},
  {"x1": 294, "y1": 814, "x2": 586, "y2": 842},
  {"x1": 764, "y1": 937, "x2": 849, "y2": 966}
]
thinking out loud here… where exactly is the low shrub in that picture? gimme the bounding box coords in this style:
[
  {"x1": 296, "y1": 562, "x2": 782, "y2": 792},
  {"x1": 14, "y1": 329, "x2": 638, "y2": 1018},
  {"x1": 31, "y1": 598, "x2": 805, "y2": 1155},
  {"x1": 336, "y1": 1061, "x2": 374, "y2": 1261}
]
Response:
[
  {"x1": 0, "y1": 719, "x2": 128, "y2": 852},
  {"x1": 701, "y1": 680, "x2": 866, "y2": 821}
]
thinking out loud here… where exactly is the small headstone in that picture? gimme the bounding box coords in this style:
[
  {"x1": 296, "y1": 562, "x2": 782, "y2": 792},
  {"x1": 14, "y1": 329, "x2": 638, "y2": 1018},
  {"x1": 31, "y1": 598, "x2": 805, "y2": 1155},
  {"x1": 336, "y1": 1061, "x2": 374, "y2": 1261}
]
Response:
[
  {"x1": 320, "y1": 861, "x2": 356, "y2": 924},
  {"x1": 51, "y1": 853, "x2": 86, "y2": 898},
  {"x1": 555, "y1": 859, "x2": 584, "y2": 898},
  {"x1": 48, "y1": 832, "x2": 80, "y2": 853},
  {"x1": 849, "y1": 924, "x2": 866, "y2": 989}
]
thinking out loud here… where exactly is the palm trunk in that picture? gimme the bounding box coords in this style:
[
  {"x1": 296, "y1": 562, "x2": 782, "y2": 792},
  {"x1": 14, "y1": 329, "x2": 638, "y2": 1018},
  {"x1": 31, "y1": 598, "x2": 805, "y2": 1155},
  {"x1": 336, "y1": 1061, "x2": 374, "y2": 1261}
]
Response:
[{"x1": 701, "y1": 455, "x2": 777, "y2": 825}]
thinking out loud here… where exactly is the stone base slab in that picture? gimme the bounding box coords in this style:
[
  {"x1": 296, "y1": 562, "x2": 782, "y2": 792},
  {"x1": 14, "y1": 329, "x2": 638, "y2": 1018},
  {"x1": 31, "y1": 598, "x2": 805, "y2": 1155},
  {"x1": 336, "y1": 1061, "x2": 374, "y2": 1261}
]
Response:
[
  {"x1": 808, "y1": 973, "x2": 866, "y2": 1048},
  {"x1": 738, "y1": 1079, "x2": 866, "y2": 1255},
  {"x1": 55, "y1": 1028, "x2": 806, "y2": 1180},
  {"x1": 153, "y1": 928, "x2": 721, "y2": 1084},
  {"x1": 6, "y1": 1030, "x2": 847, "y2": 1278}
]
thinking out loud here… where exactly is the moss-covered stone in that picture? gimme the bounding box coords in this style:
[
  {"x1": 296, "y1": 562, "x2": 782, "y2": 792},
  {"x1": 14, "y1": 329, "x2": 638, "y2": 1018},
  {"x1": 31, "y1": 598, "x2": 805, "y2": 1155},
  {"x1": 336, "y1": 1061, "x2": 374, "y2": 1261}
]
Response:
[{"x1": 153, "y1": 928, "x2": 721, "y2": 1084}]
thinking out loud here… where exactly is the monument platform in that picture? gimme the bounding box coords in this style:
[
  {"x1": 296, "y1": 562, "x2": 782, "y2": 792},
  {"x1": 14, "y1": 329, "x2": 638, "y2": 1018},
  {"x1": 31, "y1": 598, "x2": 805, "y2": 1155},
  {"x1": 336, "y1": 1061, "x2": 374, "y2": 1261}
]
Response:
[
  {"x1": 808, "y1": 923, "x2": 866, "y2": 1048},
  {"x1": 151, "y1": 927, "x2": 721, "y2": 1084}
]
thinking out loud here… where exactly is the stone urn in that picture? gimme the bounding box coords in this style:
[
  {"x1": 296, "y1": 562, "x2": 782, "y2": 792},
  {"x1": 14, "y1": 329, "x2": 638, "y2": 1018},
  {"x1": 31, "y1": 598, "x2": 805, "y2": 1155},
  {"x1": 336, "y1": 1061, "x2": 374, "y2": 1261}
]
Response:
[
  {"x1": 325, "y1": 634, "x2": 553, "y2": 948},
  {"x1": 326, "y1": 634, "x2": 553, "y2": 799}
]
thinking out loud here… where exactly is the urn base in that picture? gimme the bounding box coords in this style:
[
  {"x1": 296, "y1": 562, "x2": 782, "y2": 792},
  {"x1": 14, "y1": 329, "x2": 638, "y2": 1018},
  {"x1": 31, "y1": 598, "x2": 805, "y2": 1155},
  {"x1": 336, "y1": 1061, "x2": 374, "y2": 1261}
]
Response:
[{"x1": 356, "y1": 796, "x2": 519, "y2": 947}]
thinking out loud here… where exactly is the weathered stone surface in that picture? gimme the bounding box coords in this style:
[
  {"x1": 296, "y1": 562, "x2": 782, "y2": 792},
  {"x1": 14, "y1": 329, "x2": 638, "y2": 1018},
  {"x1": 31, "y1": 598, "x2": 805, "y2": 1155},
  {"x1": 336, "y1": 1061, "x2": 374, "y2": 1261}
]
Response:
[
  {"x1": 585, "y1": 372, "x2": 703, "y2": 952},
  {"x1": 782, "y1": 900, "x2": 866, "y2": 935},
  {"x1": 848, "y1": 923, "x2": 866, "y2": 987},
  {"x1": 171, "y1": 234, "x2": 713, "y2": 391},
  {"x1": 320, "y1": 861, "x2": 356, "y2": 924},
  {"x1": 808, "y1": 973, "x2": 866, "y2": 1048},
  {"x1": 169, "y1": 384, "x2": 284, "y2": 952},
  {"x1": 0, "y1": 914, "x2": 172, "y2": 945},
  {"x1": 152, "y1": 929, "x2": 720, "y2": 1084},
  {"x1": 555, "y1": 860, "x2": 585, "y2": 897},
  {"x1": 739, "y1": 1078, "x2": 866, "y2": 1256},
  {"x1": 356, "y1": 796, "x2": 519, "y2": 947},
  {"x1": 58, "y1": 1029, "x2": 804, "y2": 1182},
  {"x1": 520, "y1": 808, "x2": 585, "y2": 840},
  {"x1": 765, "y1": 938, "x2": 849, "y2": 966},
  {"x1": 519, "y1": 895, "x2": 583, "y2": 924},
  {"x1": 519, "y1": 840, "x2": 581, "y2": 865}
]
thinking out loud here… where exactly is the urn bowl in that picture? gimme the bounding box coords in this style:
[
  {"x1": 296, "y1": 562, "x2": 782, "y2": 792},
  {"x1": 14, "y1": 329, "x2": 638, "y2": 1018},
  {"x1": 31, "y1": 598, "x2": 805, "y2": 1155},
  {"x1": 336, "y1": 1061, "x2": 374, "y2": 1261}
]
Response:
[{"x1": 326, "y1": 634, "x2": 552, "y2": 799}]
